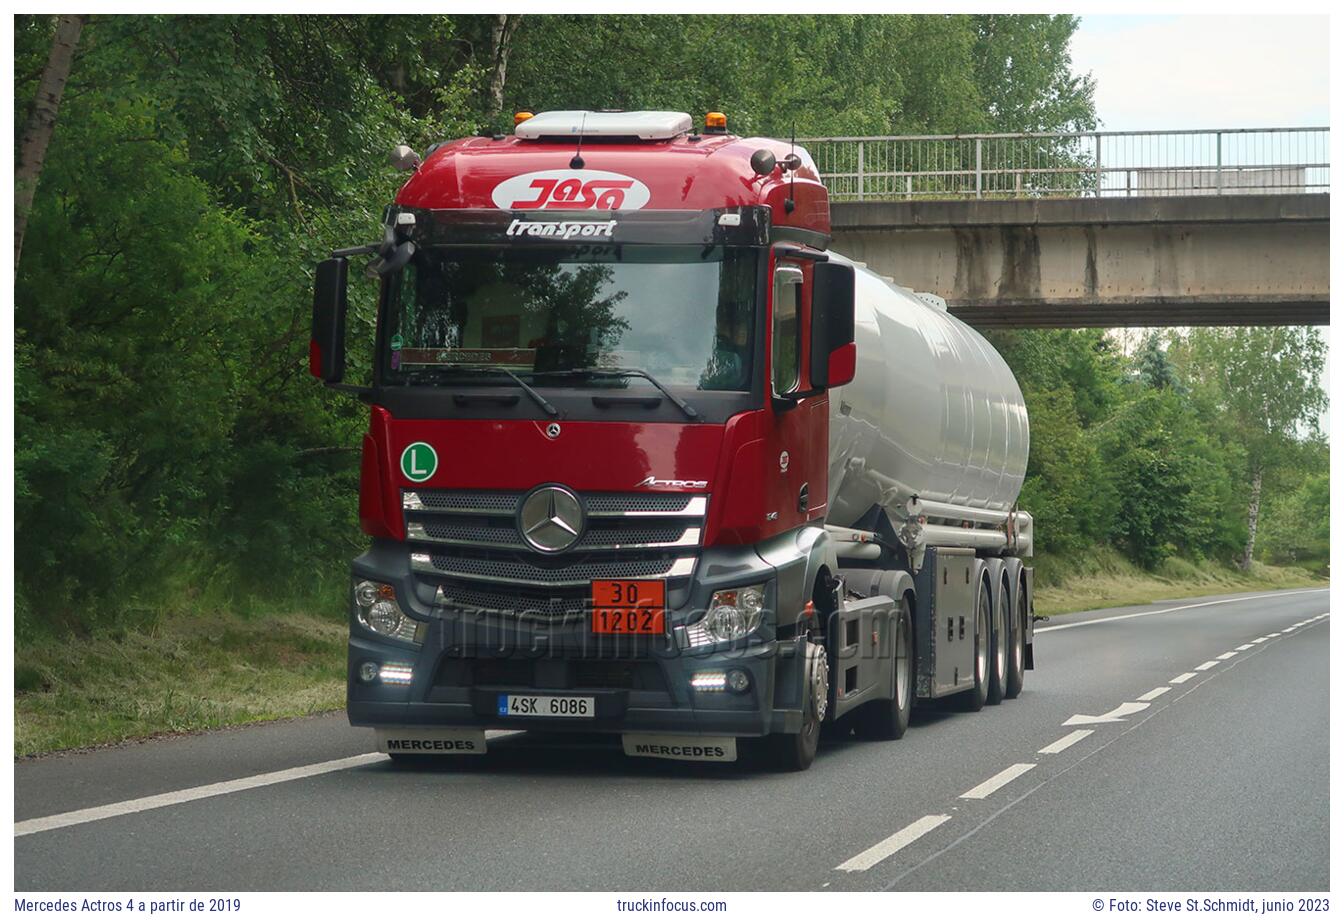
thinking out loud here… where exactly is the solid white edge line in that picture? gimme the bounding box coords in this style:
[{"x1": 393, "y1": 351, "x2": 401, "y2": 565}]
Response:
[
  {"x1": 1034, "y1": 588, "x2": 1328, "y2": 633},
  {"x1": 17, "y1": 729, "x2": 526, "y2": 838},
  {"x1": 15, "y1": 753, "x2": 386, "y2": 837},
  {"x1": 835, "y1": 814, "x2": 952, "y2": 872},
  {"x1": 1170, "y1": 672, "x2": 1198, "y2": 683},
  {"x1": 1194, "y1": 660, "x2": 1219, "y2": 671},
  {"x1": 1136, "y1": 686, "x2": 1171, "y2": 702},
  {"x1": 959, "y1": 762, "x2": 1037, "y2": 800},
  {"x1": 1039, "y1": 729, "x2": 1094, "y2": 754}
]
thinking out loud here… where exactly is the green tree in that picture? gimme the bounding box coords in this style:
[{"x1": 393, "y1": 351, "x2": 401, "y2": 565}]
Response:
[{"x1": 1173, "y1": 328, "x2": 1327, "y2": 570}]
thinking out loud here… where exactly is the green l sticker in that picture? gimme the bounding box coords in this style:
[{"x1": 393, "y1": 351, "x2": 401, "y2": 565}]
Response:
[{"x1": 400, "y1": 442, "x2": 438, "y2": 483}]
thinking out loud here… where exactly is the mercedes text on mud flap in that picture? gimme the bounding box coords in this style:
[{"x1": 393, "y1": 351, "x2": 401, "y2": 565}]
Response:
[{"x1": 310, "y1": 110, "x2": 1036, "y2": 771}]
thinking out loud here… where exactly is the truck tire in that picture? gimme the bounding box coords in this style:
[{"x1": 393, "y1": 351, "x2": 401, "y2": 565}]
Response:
[
  {"x1": 765, "y1": 642, "x2": 827, "y2": 771},
  {"x1": 1005, "y1": 580, "x2": 1027, "y2": 699},
  {"x1": 955, "y1": 582, "x2": 991, "y2": 712},
  {"x1": 855, "y1": 596, "x2": 914, "y2": 740},
  {"x1": 987, "y1": 581, "x2": 1009, "y2": 706}
]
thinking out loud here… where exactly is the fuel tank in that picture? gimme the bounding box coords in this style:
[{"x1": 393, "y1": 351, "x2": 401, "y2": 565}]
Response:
[{"x1": 826, "y1": 254, "x2": 1030, "y2": 528}]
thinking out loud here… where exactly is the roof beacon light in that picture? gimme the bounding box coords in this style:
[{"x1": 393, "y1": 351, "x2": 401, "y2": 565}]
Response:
[
  {"x1": 704, "y1": 112, "x2": 728, "y2": 134},
  {"x1": 514, "y1": 111, "x2": 534, "y2": 126}
]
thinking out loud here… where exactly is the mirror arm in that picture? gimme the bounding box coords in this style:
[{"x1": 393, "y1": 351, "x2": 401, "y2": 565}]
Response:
[
  {"x1": 773, "y1": 243, "x2": 830, "y2": 263},
  {"x1": 771, "y1": 386, "x2": 824, "y2": 411},
  {"x1": 332, "y1": 243, "x2": 380, "y2": 258}
]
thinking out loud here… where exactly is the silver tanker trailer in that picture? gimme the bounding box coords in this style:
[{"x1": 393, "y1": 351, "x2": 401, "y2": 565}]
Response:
[{"x1": 814, "y1": 254, "x2": 1035, "y2": 740}]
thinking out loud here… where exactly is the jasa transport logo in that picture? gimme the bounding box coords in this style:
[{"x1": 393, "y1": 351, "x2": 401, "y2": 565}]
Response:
[{"x1": 491, "y1": 169, "x2": 651, "y2": 210}]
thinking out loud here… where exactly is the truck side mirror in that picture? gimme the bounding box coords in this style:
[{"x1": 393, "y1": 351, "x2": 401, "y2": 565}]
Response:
[
  {"x1": 310, "y1": 257, "x2": 349, "y2": 383},
  {"x1": 810, "y1": 261, "x2": 856, "y2": 388}
]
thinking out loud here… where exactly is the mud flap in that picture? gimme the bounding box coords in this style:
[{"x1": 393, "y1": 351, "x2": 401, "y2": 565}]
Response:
[{"x1": 376, "y1": 728, "x2": 488, "y2": 755}]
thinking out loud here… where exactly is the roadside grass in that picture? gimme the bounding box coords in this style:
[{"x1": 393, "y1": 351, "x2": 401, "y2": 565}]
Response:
[
  {"x1": 1032, "y1": 548, "x2": 1327, "y2": 617},
  {"x1": 15, "y1": 609, "x2": 346, "y2": 758}
]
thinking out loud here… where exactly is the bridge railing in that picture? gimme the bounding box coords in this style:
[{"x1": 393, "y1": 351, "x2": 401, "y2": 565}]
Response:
[{"x1": 799, "y1": 127, "x2": 1329, "y2": 201}]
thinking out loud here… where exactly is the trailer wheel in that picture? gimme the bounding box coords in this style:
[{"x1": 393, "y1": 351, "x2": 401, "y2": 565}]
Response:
[
  {"x1": 956, "y1": 581, "x2": 991, "y2": 712},
  {"x1": 987, "y1": 581, "x2": 1009, "y2": 706},
  {"x1": 1005, "y1": 580, "x2": 1027, "y2": 699},
  {"x1": 855, "y1": 596, "x2": 914, "y2": 740},
  {"x1": 766, "y1": 642, "x2": 826, "y2": 771}
]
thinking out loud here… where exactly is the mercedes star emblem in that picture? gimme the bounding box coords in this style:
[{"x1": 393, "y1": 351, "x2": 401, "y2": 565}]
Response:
[{"x1": 518, "y1": 485, "x2": 584, "y2": 553}]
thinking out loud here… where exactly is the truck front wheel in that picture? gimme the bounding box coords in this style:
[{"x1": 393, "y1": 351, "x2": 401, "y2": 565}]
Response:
[
  {"x1": 765, "y1": 642, "x2": 827, "y2": 771},
  {"x1": 855, "y1": 597, "x2": 914, "y2": 740}
]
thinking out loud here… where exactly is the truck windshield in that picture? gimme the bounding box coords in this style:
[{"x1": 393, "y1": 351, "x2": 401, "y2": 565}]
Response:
[{"x1": 382, "y1": 245, "x2": 758, "y2": 391}]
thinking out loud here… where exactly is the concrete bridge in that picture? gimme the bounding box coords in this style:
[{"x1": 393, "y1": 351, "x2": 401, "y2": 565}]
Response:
[{"x1": 806, "y1": 128, "x2": 1329, "y2": 328}]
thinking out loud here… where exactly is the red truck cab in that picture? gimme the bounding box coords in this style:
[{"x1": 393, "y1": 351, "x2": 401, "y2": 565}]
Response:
[{"x1": 312, "y1": 110, "x2": 859, "y2": 770}]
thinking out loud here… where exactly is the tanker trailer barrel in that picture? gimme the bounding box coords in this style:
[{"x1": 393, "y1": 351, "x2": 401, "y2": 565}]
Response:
[{"x1": 825, "y1": 253, "x2": 1031, "y2": 533}]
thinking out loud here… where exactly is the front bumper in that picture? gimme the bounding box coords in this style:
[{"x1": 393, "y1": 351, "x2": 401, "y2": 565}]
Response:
[{"x1": 346, "y1": 542, "x2": 809, "y2": 738}]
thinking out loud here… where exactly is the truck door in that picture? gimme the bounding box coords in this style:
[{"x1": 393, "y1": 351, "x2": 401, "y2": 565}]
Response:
[{"x1": 762, "y1": 252, "x2": 829, "y2": 532}]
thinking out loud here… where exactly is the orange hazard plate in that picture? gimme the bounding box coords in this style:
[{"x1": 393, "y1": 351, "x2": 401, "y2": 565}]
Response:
[{"x1": 591, "y1": 580, "x2": 667, "y2": 634}]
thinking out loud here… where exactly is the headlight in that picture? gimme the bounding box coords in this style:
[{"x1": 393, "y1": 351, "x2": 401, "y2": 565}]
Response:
[
  {"x1": 696, "y1": 584, "x2": 767, "y2": 643},
  {"x1": 353, "y1": 579, "x2": 421, "y2": 644}
]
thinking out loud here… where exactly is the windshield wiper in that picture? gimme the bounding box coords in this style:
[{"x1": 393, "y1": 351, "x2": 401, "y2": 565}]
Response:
[
  {"x1": 532, "y1": 367, "x2": 700, "y2": 421},
  {"x1": 414, "y1": 365, "x2": 559, "y2": 418}
]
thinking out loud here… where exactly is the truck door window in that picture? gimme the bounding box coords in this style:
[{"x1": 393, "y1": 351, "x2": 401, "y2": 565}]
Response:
[{"x1": 772, "y1": 264, "x2": 803, "y2": 395}]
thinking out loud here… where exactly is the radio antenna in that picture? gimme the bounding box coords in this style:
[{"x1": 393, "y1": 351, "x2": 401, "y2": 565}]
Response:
[{"x1": 570, "y1": 113, "x2": 587, "y2": 169}]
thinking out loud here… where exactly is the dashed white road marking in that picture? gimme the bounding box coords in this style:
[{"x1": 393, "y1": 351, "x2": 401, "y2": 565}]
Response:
[
  {"x1": 1039, "y1": 729, "x2": 1094, "y2": 754},
  {"x1": 1034, "y1": 588, "x2": 1327, "y2": 633},
  {"x1": 1253, "y1": 637, "x2": 1269, "y2": 643},
  {"x1": 1216, "y1": 651, "x2": 1238, "y2": 660},
  {"x1": 960, "y1": 763, "x2": 1037, "y2": 799},
  {"x1": 1194, "y1": 660, "x2": 1219, "y2": 671},
  {"x1": 17, "y1": 731, "x2": 522, "y2": 837},
  {"x1": 1137, "y1": 686, "x2": 1171, "y2": 702},
  {"x1": 835, "y1": 814, "x2": 952, "y2": 872},
  {"x1": 1236, "y1": 644, "x2": 1253, "y2": 651},
  {"x1": 1171, "y1": 672, "x2": 1197, "y2": 684},
  {"x1": 1267, "y1": 632, "x2": 1282, "y2": 637}
]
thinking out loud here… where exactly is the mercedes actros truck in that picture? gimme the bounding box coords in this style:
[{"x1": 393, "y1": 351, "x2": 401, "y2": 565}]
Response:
[{"x1": 311, "y1": 110, "x2": 1035, "y2": 771}]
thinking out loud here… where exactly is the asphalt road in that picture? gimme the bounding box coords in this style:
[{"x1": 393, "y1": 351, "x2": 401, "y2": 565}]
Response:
[{"x1": 14, "y1": 586, "x2": 1329, "y2": 892}]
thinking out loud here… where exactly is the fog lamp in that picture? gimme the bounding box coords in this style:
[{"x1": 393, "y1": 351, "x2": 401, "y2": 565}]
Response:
[
  {"x1": 726, "y1": 669, "x2": 751, "y2": 693},
  {"x1": 358, "y1": 661, "x2": 379, "y2": 683}
]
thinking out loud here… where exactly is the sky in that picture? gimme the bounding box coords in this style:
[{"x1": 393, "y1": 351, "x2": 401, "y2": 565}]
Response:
[
  {"x1": 1069, "y1": 15, "x2": 1329, "y2": 131},
  {"x1": 1069, "y1": 15, "x2": 1330, "y2": 433}
]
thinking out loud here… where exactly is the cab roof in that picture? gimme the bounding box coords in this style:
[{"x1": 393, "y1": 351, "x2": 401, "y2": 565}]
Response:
[{"x1": 394, "y1": 110, "x2": 831, "y2": 238}]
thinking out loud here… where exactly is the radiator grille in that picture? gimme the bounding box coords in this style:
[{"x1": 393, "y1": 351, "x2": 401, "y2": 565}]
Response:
[{"x1": 403, "y1": 488, "x2": 707, "y2": 620}]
